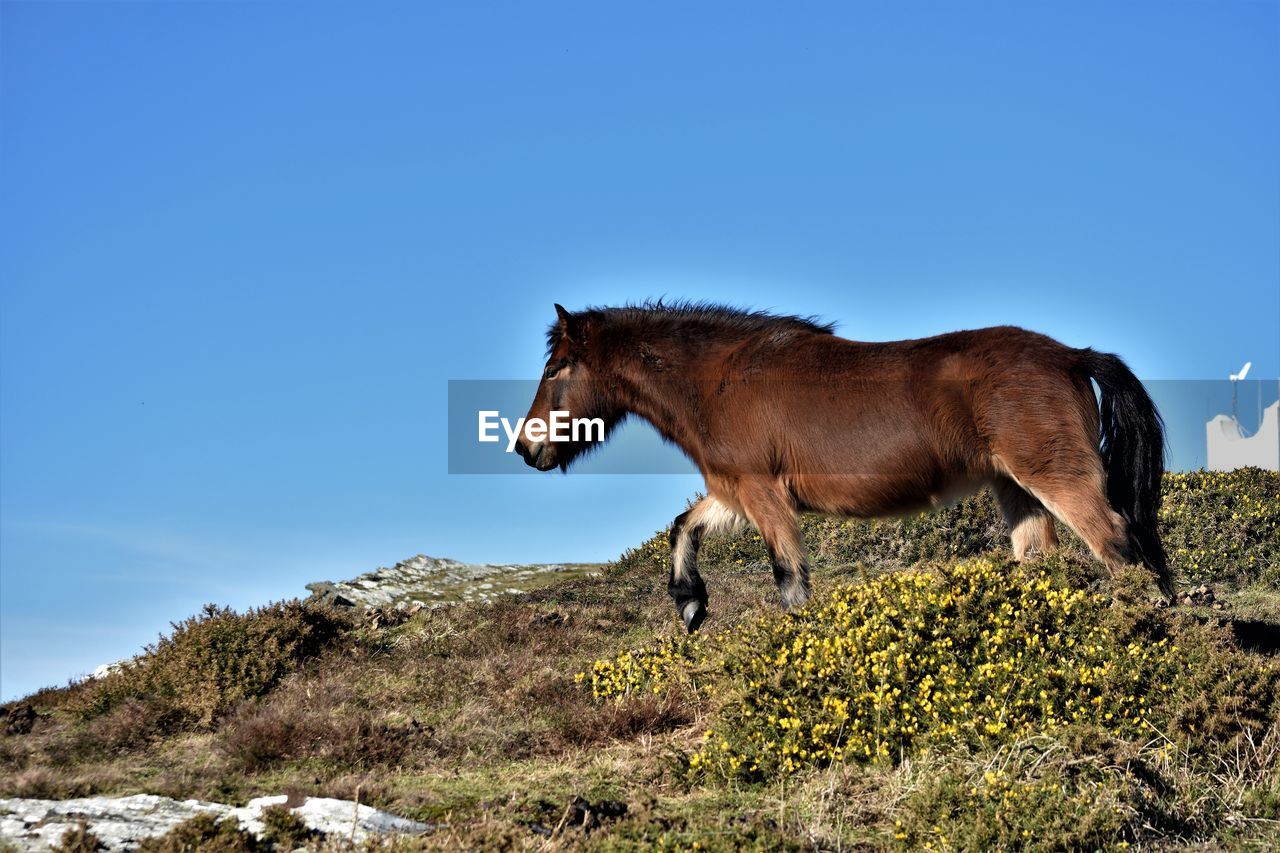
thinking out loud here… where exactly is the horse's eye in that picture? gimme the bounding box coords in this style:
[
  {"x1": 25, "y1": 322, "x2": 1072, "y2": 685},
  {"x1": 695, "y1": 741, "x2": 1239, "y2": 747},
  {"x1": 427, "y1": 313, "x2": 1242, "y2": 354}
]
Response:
[{"x1": 543, "y1": 362, "x2": 567, "y2": 380}]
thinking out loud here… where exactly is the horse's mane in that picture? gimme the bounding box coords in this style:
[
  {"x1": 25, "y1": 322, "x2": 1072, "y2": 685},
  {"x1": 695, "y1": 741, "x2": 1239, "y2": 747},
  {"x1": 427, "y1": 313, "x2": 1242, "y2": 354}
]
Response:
[{"x1": 546, "y1": 300, "x2": 836, "y2": 354}]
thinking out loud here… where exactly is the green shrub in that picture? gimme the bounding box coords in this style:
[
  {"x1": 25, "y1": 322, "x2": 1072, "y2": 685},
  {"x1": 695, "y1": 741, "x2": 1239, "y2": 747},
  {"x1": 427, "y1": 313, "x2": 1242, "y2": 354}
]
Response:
[
  {"x1": 612, "y1": 470, "x2": 1279, "y2": 590},
  {"x1": 1156, "y1": 612, "x2": 1280, "y2": 761},
  {"x1": 68, "y1": 601, "x2": 354, "y2": 728},
  {"x1": 612, "y1": 489, "x2": 1007, "y2": 582},
  {"x1": 1160, "y1": 468, "x2": 1280, "y2": 584},
  {"x1": 804, "y1": 489, "x2": 1006, "y2": 573},
  {"x1": 258, "y1": 805, "x2": 318, "y2": 849},
  {"x1": 896, "y1": 750, "x2": 1135, "y2": 851}
]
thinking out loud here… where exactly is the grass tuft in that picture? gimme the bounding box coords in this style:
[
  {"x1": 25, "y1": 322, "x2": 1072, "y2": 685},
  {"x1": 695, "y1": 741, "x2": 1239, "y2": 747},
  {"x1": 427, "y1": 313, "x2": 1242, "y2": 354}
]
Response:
[{"x1": 51, "y1": 822, "x2": 104, "y2": 853}]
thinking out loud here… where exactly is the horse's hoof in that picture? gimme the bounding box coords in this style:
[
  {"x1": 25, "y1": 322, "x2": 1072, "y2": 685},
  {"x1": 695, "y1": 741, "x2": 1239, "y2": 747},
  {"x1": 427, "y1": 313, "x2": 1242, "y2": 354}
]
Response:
[
  {"x1": 781, "y1": 585, "x2": 810, "y2": 611},
  {"x1": 681, "y1": 601, "x2": 706, "y2": 633}
]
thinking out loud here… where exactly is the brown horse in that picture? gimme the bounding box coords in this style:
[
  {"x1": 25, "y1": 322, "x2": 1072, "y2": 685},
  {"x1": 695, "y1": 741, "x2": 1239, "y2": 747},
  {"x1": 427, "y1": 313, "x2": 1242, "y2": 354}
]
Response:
[{"x1": 516, "y1": 301, "x2": 1170, "y2": 631}]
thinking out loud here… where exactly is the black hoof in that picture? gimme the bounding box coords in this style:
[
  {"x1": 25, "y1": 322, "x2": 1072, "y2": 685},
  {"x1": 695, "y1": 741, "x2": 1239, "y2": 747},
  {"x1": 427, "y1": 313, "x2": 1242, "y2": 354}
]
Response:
[{"x1": 680, "y1": 600, "x2": 706, "y2": 633}]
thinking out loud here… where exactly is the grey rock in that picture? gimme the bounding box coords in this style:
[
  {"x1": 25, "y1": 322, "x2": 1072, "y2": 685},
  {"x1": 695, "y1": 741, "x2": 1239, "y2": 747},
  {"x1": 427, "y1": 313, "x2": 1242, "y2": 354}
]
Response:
[{"x1": 305, "y1": 553, "x2": 602, "y2": 609}]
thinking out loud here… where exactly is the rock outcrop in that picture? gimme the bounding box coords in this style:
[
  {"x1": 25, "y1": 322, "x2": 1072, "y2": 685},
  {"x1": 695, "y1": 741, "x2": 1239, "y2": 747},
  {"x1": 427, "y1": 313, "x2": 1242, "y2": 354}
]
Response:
[{"x1": 305, "y1": 553, "x2": 602, "y2": 608}]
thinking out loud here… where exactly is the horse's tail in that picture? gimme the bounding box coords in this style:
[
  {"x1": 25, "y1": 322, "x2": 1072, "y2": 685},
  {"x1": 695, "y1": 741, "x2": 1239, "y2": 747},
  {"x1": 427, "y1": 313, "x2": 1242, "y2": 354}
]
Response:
[{"x1": 1077, "y1": 349, "x2": 1170, "y2": 593}]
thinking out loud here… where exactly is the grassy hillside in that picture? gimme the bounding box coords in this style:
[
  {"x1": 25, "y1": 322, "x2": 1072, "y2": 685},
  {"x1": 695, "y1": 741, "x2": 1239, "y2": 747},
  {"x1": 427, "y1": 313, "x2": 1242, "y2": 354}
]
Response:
[{"x1": 3, "y1": 469, "x2": 1278, "y2": 850}]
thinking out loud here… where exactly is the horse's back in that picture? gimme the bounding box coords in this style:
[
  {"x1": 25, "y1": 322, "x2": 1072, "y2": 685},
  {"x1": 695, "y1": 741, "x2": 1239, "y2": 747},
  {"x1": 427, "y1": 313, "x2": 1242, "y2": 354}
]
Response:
[{"x1": 711, "y1": 324, "x2": 1096, "y2": 516}]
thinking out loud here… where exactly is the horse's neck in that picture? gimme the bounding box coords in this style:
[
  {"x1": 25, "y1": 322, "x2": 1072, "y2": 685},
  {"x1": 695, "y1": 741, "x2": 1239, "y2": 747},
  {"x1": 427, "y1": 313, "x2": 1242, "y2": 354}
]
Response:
[{"x1": 613, "y1": 349, "x2": 715, "y2": 462}]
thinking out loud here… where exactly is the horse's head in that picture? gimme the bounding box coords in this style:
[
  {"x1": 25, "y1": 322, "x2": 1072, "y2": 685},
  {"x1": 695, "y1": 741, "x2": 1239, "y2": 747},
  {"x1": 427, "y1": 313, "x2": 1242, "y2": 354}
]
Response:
[{"x1": 515, "y1": 304, "x2": 622, "y2": 471}]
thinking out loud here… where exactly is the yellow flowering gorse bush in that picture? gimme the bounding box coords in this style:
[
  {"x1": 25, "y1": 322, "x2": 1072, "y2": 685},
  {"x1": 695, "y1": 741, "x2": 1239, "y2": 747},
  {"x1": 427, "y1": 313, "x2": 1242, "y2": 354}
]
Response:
[
  {"x1": 575, "y1": 633, "x2": 705, "y2": 698},
  {"x1": 1159, "y1": 469, "x2": 1279, "y2": 583},
  {"x1": 584, "y1": 558, "x2": 1184, "y2": 781},
  {"x1": 696, "y1": 559, "x2": 1179, "y2": 779}
]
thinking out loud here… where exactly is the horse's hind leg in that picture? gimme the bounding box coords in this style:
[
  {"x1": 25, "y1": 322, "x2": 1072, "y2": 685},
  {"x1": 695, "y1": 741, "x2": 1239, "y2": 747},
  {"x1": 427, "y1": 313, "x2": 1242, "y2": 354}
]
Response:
[
  {"x1": 669, "y1": 496, "x2": 745, "y2": 632},
  {"x1": 991, "y1": 477, "x2": 1058, "y2": 560},
  {"x1": 1000, "y1": 464, "x2": 1143, "y2": 584},
  {"x1": 737, "y1": 481, "x2": 810, "y2": 610}
]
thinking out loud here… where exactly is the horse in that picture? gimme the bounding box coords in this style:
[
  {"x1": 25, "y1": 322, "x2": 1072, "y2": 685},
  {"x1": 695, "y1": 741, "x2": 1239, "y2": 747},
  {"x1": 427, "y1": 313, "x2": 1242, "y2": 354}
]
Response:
[{"x1": 515, "y1": 301, "x2": 1171, "y2": 632}]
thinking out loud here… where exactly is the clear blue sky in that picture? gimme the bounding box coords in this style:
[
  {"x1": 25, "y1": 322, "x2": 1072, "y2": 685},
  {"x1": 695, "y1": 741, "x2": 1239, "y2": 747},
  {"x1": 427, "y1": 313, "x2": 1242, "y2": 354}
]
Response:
[{"x1": 2, "y1": 1, "x2": 1277, "y2": 700}]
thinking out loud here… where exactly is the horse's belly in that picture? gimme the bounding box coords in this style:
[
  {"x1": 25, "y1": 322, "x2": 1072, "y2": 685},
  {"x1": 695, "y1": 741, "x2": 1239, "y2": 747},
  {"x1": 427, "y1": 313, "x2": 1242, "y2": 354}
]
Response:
[{"x1": 791, "y1": 472, "x2": 983, "y2": 519}]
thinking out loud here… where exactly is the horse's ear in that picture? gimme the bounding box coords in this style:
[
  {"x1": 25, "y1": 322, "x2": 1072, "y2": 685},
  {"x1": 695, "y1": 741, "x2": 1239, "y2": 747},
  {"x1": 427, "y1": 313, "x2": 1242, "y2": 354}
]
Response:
[{"x1": 553, "y1": 303, "x2": 585, "y2": 345}]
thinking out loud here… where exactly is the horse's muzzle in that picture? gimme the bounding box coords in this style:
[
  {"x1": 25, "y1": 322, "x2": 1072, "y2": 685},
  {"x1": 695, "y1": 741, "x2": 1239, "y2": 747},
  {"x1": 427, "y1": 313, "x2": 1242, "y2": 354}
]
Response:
[{"x1": 516, "y1": 441, "x2": 557, "y2": 471}]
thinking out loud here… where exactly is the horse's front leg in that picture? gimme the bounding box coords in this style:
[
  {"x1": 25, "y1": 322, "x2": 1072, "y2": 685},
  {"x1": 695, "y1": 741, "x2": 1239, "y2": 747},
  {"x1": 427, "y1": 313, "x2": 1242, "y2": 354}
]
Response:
[{"x1": 668, "y1": 496, "x2": 744, "y2": 632}]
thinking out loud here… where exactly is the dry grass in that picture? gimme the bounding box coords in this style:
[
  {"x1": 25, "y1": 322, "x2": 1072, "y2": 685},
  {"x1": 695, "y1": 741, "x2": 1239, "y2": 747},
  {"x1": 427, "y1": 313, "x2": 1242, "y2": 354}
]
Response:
[{"x1": 50, "y1": 822, "x2": 104, "y2": 853}]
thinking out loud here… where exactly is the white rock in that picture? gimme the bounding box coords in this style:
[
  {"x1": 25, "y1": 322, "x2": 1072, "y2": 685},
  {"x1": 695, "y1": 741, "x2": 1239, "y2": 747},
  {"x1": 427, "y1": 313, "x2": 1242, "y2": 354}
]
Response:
[
  {"x1": 239, "y1": 796, "x2": 428, "y2": 839},
  {"x1": 87, "y1": 657, "x2": 140, "y2": 681},
  {"x1": 0, "y1": 794, "x2": 431, "y2": 851}
]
